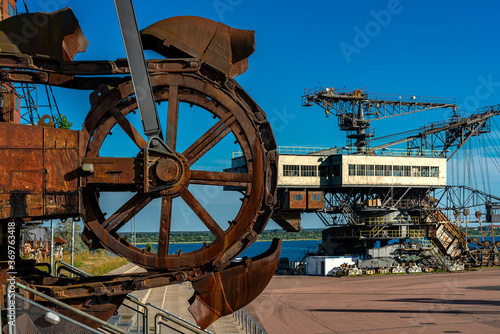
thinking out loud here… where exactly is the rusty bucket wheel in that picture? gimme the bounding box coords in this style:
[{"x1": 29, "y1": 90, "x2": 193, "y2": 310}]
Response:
[{"x1": 81, "y1": 72, "x2": 277, "y2": 272}]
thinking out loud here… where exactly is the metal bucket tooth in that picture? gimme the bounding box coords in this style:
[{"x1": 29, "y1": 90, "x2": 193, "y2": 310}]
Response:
[{"x1": 188, "y1": 239, "x2": 281, "y2": 330}]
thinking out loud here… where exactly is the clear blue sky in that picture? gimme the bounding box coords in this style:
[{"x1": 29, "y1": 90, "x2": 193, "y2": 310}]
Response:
[{"x1": 31, "y1": 0, "x2": 500, "y2": 232}]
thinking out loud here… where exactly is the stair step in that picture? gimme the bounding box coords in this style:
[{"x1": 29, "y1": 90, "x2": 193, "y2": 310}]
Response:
[
  {"x1": 107, "y1": 314, "x2": 121, "y2": 327},
  {"x1": 117, "y1": 317, "x2": 133, "y2": 332}
]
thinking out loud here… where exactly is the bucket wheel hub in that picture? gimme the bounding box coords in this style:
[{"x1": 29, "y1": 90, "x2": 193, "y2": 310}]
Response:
[{"x1": 145, "y1": 150, "x2": 191, "y2": 196}]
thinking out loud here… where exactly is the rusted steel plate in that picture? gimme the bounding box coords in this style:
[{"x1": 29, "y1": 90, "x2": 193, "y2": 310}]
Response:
[
  {"x1": 189, "y1": 239, "x2": 282, "y2": 330},
  {"x1": 141, "y1": 16, "x2": 255, "y2": 78},
  {"x1": 289, "y1": 190, "x2": 307, "y2": 209},
  {"x1": 0, "y1": 123, "x2": 83, "y2": 221},
  {"x1": 0, "y1": 8, "x2": 88, "y2": 61},
  {"x1": 83, "y1": 157, "x2": 138, "y2": 190},
  {"x1": 308, "y1": 191, "x2": 324, "y2": 209}
]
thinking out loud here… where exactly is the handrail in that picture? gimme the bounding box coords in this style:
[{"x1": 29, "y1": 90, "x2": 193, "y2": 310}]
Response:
[
  {"x1": 232, "y1": 146, "x2": 446, "y2": 159},
  {"x1": 16, "y1": 282, "x2": 129, "y2": 334},
  {"x1": 154, "y1": 313, "x2": 211, "y2": 334},
  {"x1": 55, "y1": 260, "x2": 91, "y2": 277},
  {"x1": 234, "y1": 308, "x2": 267, "y2": 334},
  {"x1": 146, "y1": 302, "x2": 213, "y2": 334},
  {"x1": 359, "y1": 229, "x2": 426, "y2": 238},
  {"x1": 122, "y1": 296, "x2": 149, "y2": 334},
  {"x1": 54, "y1": 260, "x2": 148, "y2": 333},
  {"x1": 14, "y1": 294, "x2": 102, "y2": 333}
]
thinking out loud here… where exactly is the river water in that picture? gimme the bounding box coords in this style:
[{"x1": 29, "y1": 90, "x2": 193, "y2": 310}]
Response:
[
  {"x1": 137, "y1": 239, "x2": 321, "y2": 262},
  {"x1": 137, "y1": 236, "x2": 498, "y2": 262}
]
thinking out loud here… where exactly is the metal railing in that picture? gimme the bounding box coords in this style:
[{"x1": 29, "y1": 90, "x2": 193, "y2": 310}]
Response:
[
  {"x1": 367, "y1": 92, "x2": 455, "y2": 105},
  {"x1": 303, "y1": 87, "x2": 456, "y2": 105},
  {"x1": 56, "y1": 259, "x2": 91, "y2": 277},
  {"x1": 146, "y1": 302, "x2": 213, "y2": 334},
  {"x1": 15, "y1": 282, "x2": 130, "y2": 334},
  {"x1": 233, "y1": 146, "x2": 331, "y2": 158},
  {"x1": 358, "y1": 147, "x2": 446, "y2": 158},
  {"x1": 13, "y1": 260, "x2": 263, "y2": 334},
  {"x1": 360, "y1": 216, "x2": 420, "y2": 225},
  {"x1": 14, "y1": 294, "x2": 103, "y2": 334},
  {"x1": 54, "y1": 260, "x2": 148, "y2": 334},
  {"x1": 359, "y1": 229, "x2": 426, "y2": 239},
  {"x1": 232, "y1": 146, "x2": 446, "y2": 159},
  {"x1": 233, "y1": 309, "x2": 267, "y2": 334}
]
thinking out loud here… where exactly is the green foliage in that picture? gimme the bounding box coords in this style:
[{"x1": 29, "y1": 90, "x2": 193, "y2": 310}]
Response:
[
  {"x1": 53, "y1": 114, "x2": 73, "y2": 129},
  {"x1": 54, "y1": 219, "x2": 89, "y2": 253},
  {"x1": 61, "y1": 250, "x2": 129, "y2": 276},
  {"x1": 144, "y1": 242, "x2": 157, "y2": 253},
  {"x1": 460, "y1": 226, "x2": 500, "y2": 237}
]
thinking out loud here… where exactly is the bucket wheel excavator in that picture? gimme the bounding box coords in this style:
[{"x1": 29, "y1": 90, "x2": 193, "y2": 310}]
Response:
[{"x1": 0, "y1": 1, "x2": 279, "y2": 329}]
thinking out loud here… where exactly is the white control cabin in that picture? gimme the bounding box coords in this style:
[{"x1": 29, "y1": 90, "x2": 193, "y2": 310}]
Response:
[{"x1": 231, "y1": 148, "x2": 447, "y2": 188}]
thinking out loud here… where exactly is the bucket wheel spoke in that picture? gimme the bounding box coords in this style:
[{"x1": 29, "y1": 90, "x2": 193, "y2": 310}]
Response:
[
  {"x1": 183, "y1": 113, "x2": 235, "y2": 166},
  {"x1": 166, "y1": 84, "x2": 179, "y2": 150},
  {"x1": 109, "y1": 105, "x2": 148, "y2": 150},
  {"x1": 158, "y1": 195, "x2": 173, "y2": 257},
  {"x1": 103, "y1": 193, "x2": 152, "y2": 233},
  {"x1": 179, "y1": 188, "x2": 224, "y2": 240}
]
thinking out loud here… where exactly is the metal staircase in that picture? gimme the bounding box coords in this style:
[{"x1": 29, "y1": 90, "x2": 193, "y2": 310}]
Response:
[
  {"x1": 341, "y1": 203, "x2": 359, "y2": 225},
  {"x1": 424, "y1": 208, "x2": 467, "y2": 259},
  {"x1": 414, "y1": 237, "x2": 450, "y2": 270}
]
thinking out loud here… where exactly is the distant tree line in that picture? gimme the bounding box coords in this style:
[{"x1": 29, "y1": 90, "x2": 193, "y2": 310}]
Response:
[
  {"x1": 121, "y1": 229, "x2": 322, "y2": 243},
  {"x1": 460, "y1": 226, "x2": 500, "y2": 237}
]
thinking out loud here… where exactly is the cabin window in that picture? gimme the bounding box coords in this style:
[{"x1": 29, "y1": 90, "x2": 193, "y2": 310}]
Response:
[
  {"x1": 319, "y1": 166, "x2": 330, "y2": 177},
  {"x1": 404, "y1": 166, "x2": 411, "y2": 177},
  {"x1": 384, "y1": 165, "x2": 392, "y2": 176},
  {"x1": 301, "y1": 165, "x2": 318, "y2": 177},
  {"x1": 356, "y1": 164, "x2": 366, "y2": 176},
  {"x1": 283, "y1": 165, "x2": 299, "y2": 176},
  {"x1": 348, "y1": 164, "x2": 355, "y2": 176},
  {"x1": 431, "y1": 166, "x2": 439, "y2": 177},
  {"x1": 421, "y1": 166, "x2": 430, "y2": 177},
  {"x1": 366, "y1": 165, "x2": 375, "y2": 176},
  {"x1": 333, "y1": 165, "x2": 341, "y2": 177},
  {"x1": 393, "y1": 165, "x2": 403, "y2": 176},
  {"x1": 310, "y1": 194, "x2": 322, "y2": 201}
]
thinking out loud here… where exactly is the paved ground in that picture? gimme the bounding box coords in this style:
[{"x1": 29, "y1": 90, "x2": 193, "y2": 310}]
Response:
[
  {"x1": 107, "y1": 263, "x2": 245, "y2": 333},
  {"x1": 243, "y1": 268, "x2": 500, "y2": 334}
]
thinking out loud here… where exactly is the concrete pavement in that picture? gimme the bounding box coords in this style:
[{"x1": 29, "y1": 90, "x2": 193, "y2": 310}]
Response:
[
  {"x1": 108, "y1": 264, "x2": 245, "y2": 333},
  {"x1": 243, "y1": 268, "x2": 500, "y2": 334}
]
